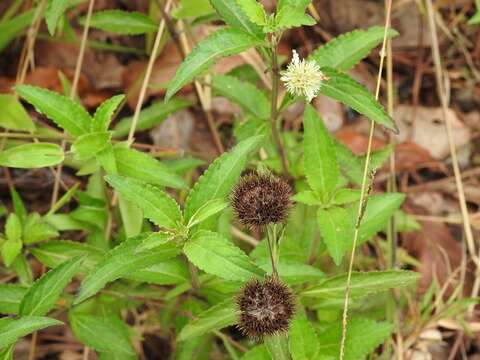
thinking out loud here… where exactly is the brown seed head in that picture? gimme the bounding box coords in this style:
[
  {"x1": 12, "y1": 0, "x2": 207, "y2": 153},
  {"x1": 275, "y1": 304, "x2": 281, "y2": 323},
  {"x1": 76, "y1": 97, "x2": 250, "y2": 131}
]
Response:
[
  {"x1": 236, "y1": 277, "x2": 295, "y2": 339},
  {"x1": 230, "y1": 172, "x2": 292, "y2": 229}
]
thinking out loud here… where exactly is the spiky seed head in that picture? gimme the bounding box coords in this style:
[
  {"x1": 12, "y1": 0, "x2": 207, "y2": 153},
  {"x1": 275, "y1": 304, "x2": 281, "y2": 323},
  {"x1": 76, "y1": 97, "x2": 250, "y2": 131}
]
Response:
[
  {"x1": 230, "y1": 172, "x2": 292, "y2": 229},
  {"x1": 236, "y1": 277, "x2": 295, "y2": 340},
  {"x1": 280, "y1": 50, "x2": 328, "y2": 102}
]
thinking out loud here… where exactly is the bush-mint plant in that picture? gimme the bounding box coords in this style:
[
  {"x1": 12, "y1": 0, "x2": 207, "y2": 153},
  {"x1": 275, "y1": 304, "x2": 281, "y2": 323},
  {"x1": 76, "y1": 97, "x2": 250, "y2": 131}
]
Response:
[{"x1": 0, "y1": 0, "x2": 443, "y2": 359}]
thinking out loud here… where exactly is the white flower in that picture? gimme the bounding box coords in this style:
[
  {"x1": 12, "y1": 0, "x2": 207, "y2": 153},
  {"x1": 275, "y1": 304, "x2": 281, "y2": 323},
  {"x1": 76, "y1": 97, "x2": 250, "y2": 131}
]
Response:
[{"x1": 280, "y1": 50, "x2": 327, "y2": 102}]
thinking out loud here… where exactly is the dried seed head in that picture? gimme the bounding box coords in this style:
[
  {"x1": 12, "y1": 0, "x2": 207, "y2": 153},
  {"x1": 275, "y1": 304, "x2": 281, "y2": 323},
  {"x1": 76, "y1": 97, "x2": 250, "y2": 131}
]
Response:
[
  {"x1": 230, "y1": 172, "x2": 292, "y2": 229},
  {"x1": 236, "y1": 277, "x2": 295, "y2": 339}
]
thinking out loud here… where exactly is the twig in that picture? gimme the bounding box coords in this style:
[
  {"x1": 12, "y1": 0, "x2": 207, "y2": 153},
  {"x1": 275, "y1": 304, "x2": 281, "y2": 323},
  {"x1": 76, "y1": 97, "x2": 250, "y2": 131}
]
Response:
[
  {"x1": 424, "y1": 0, "x2": 479, "y2": 313},
  {"x1": 50, "y1": 0, "x2": 96, "y2": 207},
  {"x1": 339, "y1": 1, "x2": 393, "y2": 358},
  {"x1": 269, "y1": 35, "x2": 290, "y2": 177}
]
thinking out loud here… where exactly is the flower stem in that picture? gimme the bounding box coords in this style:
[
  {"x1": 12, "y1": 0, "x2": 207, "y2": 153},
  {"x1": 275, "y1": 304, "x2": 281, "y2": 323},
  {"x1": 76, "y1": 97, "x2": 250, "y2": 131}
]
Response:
[
  {"x1": 266, "y1": 224, "x2": 279, "y2": 278},
  {"x1": 269, "y1": 35, "x2": 290, "y2": 178}
]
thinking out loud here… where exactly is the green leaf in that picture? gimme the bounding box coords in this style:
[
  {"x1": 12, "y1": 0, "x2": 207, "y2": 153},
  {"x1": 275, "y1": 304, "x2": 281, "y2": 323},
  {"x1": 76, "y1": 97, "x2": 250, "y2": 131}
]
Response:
[
  {"x1": 75, "y1": 235, "x2": 180, "y2": 304},
  {"x1": 184, "y1": 230, "x2": 264, "y2": 281},
  {"x1": 255, "y1": 258, "x2": 324, "y2": 285},
  {"x1": 173, "y1": 0, "x2": 214, "y2": 19},
  {"x1": 84, "y1": 10, "x2": 157, "y2": 34},
  {"x1": 318, "y1": 68, "x2": 398, "y2": 133},
  {"x1": 331, "y1": 188, "x2": 361, "y2": 205},
  {"x1": 1, "y1": 239, "x2": 22, "y2": 268},
  {"x1": 178, "y1": 298, "x2": 238, "y2": 341},
  {"x1": 92, "y1": 95, "x2": 125, "y2": 132},
  {"x1": 105, "y1": 175, "x2": 182, "y2": 230},
  {"x1": 10, "y1": 189, "x2": 26, "y2": 225},
  {"x1": 275, "y1": 0, "x2": 315, "y2": 30},
  {"x1": 23, "y1": 213, "x2": 58, "y2": 244},
  {"x1": 5, "y1": 213, "x2": 21, "y2": 242},
  {"x1": 0, "y1": 285, "x2": 28, "y2": 315},
  {"x1": 303, "y1": 104, "x2": 339, "y2": 202},
  {"x1": 242, "y1": 345, "x2": 269, "y2": 359},
  {"x1": 468, "y1": 11, "x2": 480, "y2": 25},
  {"x1": 0, "y1": 10, "x2": 34, "y2": 53},
  {"x1": 210, "y1": 0, "x2": 263, "y2": 36},
  {"x1": 0, "y1": 95, "x2": 35, "y2": 132},
  {"x1": 113, "y1": 98, "x2": 192, "y2": 137},
  {"x1": 265, "y1": 333, "x2": 290, "y2": 360},
  {"x1": 0, "y1": 143, "x2": 64, "y2": 168},
  {"x1": 126, "y1": 258, "x2": 189, "y2": 285},
  {"x1": 165, "y1": 28, "x2": 263, "y2": 101},
  {"x1": 352, "y1": 193, "x2": 405, "y2": 244},
  {"x1": 187, "y1": 199, "x2": 228, "y2": 228},
  {"x1": 30, "y1": 240, "x2": 103, "y2": 270},
  {"x1": 118, "y1": 195, "x2": 143, "y2": 238},
  {"x1": 15, "y1": 85, "x2": 91, "y2": 137},
  {"x1": 212, "y1": 75, "x2": 270, "y2": 119},
  {"x1": 114, "y1": 146, "x2": 187, "y2": 189},
  {"x1": 291, "y1": 190, "x2": 321, "y2": 206},
  {"x1": 0, "y1": 316, "x2": 62, "y2": 348},
  {"x1": 301, "y1": 270, "x2": 420, "y2": 298},
  {"x1": 316, "y1": 318, "x2": 393, "y2": 360},
  {"x1": 19, "y1": 256, "x2": 84, "y2": 316},
  {"x1": 317, "y1": 207, "x2": 353, "y2": 265},
  {"x1": 311, "y1": 26, "x2": 399, "y2": 71},
  {"x1": 69, "y1": 312, "x2": 135, "y2": 355},
  {"x1": 184, "y1": 135, "x2": 263, "y2": 222},
  {"x1": 235, "y1": 0, "x2": 266, "y2": 26},
  {"x1": 72, "y1": 132, "x2": 111, "y2": 161},
  {"x1": 45, "y1": 0, "x2": 70, "y2": 35},
  {"x1": 136, "y1": 232, "x2": 175, "y2": 252},
  {"x1": 289, "y1": 312, "x2": 319, "y2": 360}
]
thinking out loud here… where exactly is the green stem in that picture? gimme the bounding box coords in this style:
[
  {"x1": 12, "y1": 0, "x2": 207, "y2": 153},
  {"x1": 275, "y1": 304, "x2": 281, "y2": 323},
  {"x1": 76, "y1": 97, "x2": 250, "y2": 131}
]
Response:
[
  {"x1": 266, "y1": 224, "x2": 279, "y2": 278},
  {"x1": 269, "y1": 35, "x2": 290, "y2": 178}
]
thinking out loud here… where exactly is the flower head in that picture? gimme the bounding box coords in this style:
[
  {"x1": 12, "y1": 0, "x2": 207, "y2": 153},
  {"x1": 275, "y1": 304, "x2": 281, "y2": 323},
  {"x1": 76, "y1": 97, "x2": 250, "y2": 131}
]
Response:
[
  {"x1": 236, "y1": 277, "x2": 295, "y2": 339},
  {"x1": 230, "y1": 171, "x2": 292, "y2": 229},
  {"x1": 280, "y1": 50, "x2": 327, "y2": 102}
]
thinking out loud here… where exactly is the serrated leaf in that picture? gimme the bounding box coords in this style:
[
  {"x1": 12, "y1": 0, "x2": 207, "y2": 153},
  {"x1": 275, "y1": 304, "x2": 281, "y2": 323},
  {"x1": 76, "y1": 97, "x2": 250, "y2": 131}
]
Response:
[
  {"x1": 331, "y1": 188, "x2": 361, "y2": 205},
  {"x1": 15, "y1": 85, "x2": 91, "y2": 137},
  {"x1": 0, "y1": 285, "x2": 28, "y2": 315},
  {"x1": 92, "y1": 95, "x2": 125, "y2": 132},
  {"x1": 235, "y1": 0, "x2": 266, "y2": 25},
  {"x1": 75, "y1": 234, "x2": 180, "y2": 304},
  {"x1": 275, "y1": 0, "x2": 315, "y2": 30},
  {"x1": 184, "y1": 135, "x2": 263, "y2": 222},
  {"x1": 173, "y1": 0, "x2": 214, "y2": 19},
  {"x1": 184, "y1": 230, "x2": 264, "y2": 281},
  {"x1": 289, "y1": 311, "x2": 319, "y2": 360},
  {"x1": 0, "y1": 316, "x2": 62, "y2": 348},
  {"x1": 45, "y1": 0, "x2": 70, "y2": 35},
  {"x1": 0, "y1": 143, "x2": 64, "y2": 169},
  {"x1": 265, "y1": 333, "x2": 290, "y2": 360},
  {"x1": 69, "y1": 312, "x2": 135, "y2": 355},
  {"x1": 72, "y1": 132, "x2": 111, "y2": 161},
  {"x1": 317, "y1": 206, "x2": 353, "y2": 265},
  {"x1": 311, "y1": 26, "x2": 399, "y2": 71},
  {"x1": 212, "y1": 75, "x2": 270, "y2": 119},
  {"x1": 0, "y1": 94, "x2": 35, "y2": 132},
  {"x1": 23, "y1": 213, "x2": 58, "y2": 244},
  {"x1": 178, "y1": 298, "x2": 238, "y2": 341},
  {"x1": 114, "y1": 146, "x2": 187, "y2": 189},
  {"x1": 351, "y1": 193, "x2": 405, "y2": 244},
  {"x1": 316, "y1": 318, "x2": 393, "y2": 360},
  {"x1": 19, "y1": 256, "x2": 84, "y2": 316},
  {"x1": 105, "y1": 175, "x2": 182, "y2": 230},
  {"x1": 255, "y1": 258, "x2": 324, "y2": 285},
  {"x1": 210, "y1": 0, "x2": 263, "y2": 36},
  {"x1": 291, "y1": 190, "x2": 321, "y2": 206},
  {"x1": 126, "y1": 258, "x2": 189, "y2": 285},
  {"x1": 165, "y1": 28, "x2": 263, "y2": 101},
  {"x1": 187, "y1": 199, "x2": 228, "y2": 228},
  {"x1": 83, "y1": 10, "x2": 157, "y2": 34},
  {"x1": 136, "y1": 232, "x2": 174, "y2": 252},
  {"x1": 303, "y1": 104, "x2": 339, "y2": 202},
  {"x1": 30, "y1": 240, "x2": 103, "y2": 270},
  {"x1": 113, "y1": 98, "x2": 192, "y2": 137},
  {"x1": 5, "y1": 213, "x2": 21, "y2": 242},
  {"x1": 301, "y1": 270, "x2": 419, "y2": 298},
  {"x1": 242, "y1": 345, "x2": 269, "y2": 359},
  {"x1": 318, "y1": 68, "x2": 398, "y2": 133},
  {"x1": 0, "y1": 10, "x2": 34, "y2": 53},
  {"x1": 1, "y1": 240, "x2": 22, "y2": 267}
]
